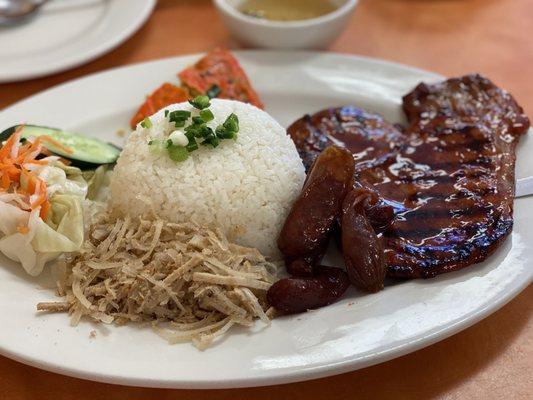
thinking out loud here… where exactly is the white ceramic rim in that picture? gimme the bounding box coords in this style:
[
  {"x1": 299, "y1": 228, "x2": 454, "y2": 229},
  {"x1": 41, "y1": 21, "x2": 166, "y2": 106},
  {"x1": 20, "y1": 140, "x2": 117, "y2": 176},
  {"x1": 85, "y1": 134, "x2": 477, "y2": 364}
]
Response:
[
  {"x1": 213, "y1": 0, "x2": 358, "y2": 29},
  {"x1": 0, "y1": 51, "x2": 530, "y2": 389},
  {"x1": 0, "y1": 0, "x2": 156, "y2": 83},
  {"x1": 4, "y1": 270, "x2": 529, "y2": 389}
]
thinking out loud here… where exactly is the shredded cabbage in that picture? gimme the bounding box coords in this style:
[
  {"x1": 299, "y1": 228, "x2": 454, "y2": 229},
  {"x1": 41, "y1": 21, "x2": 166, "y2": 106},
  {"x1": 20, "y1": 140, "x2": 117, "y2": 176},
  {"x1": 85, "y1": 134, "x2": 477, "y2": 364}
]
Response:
[{"x1": 0, "y1": 162, "x2": 87, "y2": 276}]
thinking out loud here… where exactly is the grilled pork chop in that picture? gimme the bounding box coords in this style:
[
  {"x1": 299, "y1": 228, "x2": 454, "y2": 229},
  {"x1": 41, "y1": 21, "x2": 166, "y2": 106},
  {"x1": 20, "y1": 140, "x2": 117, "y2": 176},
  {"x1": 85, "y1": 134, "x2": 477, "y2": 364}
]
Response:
[
  {"x1": 288, "y1": 106, "x2": 405, "y2": 171},
  {"x1": 288, "y1": 74, "x2": 530, "y2": 278}
]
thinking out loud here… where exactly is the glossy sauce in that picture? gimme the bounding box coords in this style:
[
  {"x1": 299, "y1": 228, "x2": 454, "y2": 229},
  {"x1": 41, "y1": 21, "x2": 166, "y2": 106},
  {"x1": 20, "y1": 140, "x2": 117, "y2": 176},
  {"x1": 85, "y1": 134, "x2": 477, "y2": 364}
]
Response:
[
  {"x1": 287, "y1": 75, "x2": 530, "y2": 279},
  {"x1": 277, "y1": 145, "x2": 355, "y2": 271},
  {"x1": 239, "y1": 0, "x2": 338, "y2": 21}
]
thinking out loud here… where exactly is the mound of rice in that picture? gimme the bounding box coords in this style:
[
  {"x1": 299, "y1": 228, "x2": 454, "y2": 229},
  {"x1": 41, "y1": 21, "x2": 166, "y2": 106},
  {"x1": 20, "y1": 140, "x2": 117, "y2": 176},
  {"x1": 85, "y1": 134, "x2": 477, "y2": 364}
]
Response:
[{"x1": 110, "y1": 99, "x2": 305, "y2": 259}]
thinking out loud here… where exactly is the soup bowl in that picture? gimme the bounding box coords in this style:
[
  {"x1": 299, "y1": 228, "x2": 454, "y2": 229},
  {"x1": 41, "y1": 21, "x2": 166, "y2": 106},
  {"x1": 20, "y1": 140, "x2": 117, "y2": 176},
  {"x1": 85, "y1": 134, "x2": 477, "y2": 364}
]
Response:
[{"x1": 213, "y1": 0, "x2": 359, "y2": 49}]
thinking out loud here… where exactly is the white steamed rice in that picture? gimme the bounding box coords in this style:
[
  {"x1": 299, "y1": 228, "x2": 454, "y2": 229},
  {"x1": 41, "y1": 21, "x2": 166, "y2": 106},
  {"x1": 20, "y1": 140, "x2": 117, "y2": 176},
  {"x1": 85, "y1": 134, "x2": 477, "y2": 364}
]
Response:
[{"x1": 110, "y1": 99, "x2": 305, "y2": 259}]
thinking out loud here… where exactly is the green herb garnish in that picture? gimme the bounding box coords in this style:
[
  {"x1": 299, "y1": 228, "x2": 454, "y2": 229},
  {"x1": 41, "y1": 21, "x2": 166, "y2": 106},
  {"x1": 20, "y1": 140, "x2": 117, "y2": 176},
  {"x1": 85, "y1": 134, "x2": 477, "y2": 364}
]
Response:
[
  {"x1": 206, "y1": 85, "x2": 221, "y2": 99},
  {"x1": 186, "y1": 137, "x2": 199, "y2": 152},
  {"x1": 200, "y1": 109, "x2": 214, "y2": 122},
  {"x1": 189, "y1": 95, "x2": 211, "y2": 110},
  {"x1": 167, "y1": 144, "x2": 189, "y2": 162},
  {"x1": 223, "y1": 113, "x2": 239, "y2": 132},
  {"x1": 192, "y1": 116, "x2": 205, "y2": 125},
  {"x1": 216, "y1": 125, "x2": 237, "y2": 140},
  {"x1": 215, "y1": 113, "x2": 239, "y2": 139},
  {"x1": 156, "y1": 102, "x2": 239, "y2": 162},
  {"x1": 169, "y1": 110, "x2": 191, "y2": 128},
  {"x1": 169, "y1": 110, "x2": 191, "y2": 120},
  {"x1": 202, "y1": 133, "x2": 220, "y2": 148},
  {"x1": 140, "y1": 117, "x2": 152, "y2": 128}
]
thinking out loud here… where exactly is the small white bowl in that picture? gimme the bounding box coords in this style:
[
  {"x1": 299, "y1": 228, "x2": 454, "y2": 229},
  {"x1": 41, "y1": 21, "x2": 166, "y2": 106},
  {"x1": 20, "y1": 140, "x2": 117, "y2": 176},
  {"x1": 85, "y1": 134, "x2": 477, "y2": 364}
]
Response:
[{"x1": 213, "y1": 0, "x2": 358, "y2": 49}]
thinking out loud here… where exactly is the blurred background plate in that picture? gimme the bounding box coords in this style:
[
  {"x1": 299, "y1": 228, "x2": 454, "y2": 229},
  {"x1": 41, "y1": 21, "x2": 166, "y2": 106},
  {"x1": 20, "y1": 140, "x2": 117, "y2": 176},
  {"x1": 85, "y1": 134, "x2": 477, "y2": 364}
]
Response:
[{"x1": 0, "y1": 0, "x2": 155, "y2": 82}]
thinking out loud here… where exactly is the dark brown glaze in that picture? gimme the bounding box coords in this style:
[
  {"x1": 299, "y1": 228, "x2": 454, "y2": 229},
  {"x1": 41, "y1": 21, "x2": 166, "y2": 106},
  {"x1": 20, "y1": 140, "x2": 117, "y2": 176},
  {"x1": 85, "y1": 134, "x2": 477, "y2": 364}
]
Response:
[
  {"x1": 286, "y1": 258, "x2": 315, "y2": 277},
  {"x1": 353, "y1": 185, "x2": 395, "y2": 234},
  {"x1": 403, "y1": 74, "x2": 529, "y2": 139},
  {"x1": 360, "y1": 121, "x2": 523, "y2": 278},
  {"x1": 277, "y1": 146, "x2": 355, "y2": 274},
  {"x1": 289, "y1": 74, "x2": 530, "y2": 279},
  {"x1": 384, "y1": 75, "x2": 529, "y2": 277},
  {"x1": 267, "y1": 266, "x2": 350, "y2": 314},
  {"x1": 341, "y1": 189, "x2": 386, "y2": 291},
  {"x1": 287, "y1": 106, "x2": 405, "y2": 171}
]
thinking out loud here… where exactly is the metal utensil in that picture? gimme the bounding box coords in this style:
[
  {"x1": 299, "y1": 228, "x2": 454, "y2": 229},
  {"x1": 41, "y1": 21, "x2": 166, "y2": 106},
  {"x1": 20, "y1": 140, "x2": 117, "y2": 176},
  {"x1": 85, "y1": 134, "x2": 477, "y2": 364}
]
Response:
[
  {"x1": 0, "y1": 0, "x2": 50, "y2": 25},
  {"x1": 516, "y1": 176, "x2": 533, "y2": 198}
]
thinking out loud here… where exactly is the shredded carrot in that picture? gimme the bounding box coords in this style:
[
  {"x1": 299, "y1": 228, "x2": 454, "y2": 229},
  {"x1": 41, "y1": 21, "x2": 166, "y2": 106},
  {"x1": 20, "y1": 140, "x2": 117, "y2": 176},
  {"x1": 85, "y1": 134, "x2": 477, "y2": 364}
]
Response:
[
  {"x1": 26, "y1": 173, "x2": 37, "y2": 195},
  {"x1": 24, "y1": 159, "x2": 48, "y2": 166},
  {"x1": 19, "y1": 136, "x2": 43, "y2": 162},
  {"x1": 0, "y1": 172, "x2": 9, "y2": 190},
  {"x1": 30, "y1": 180, "x2": 47, "y2": 208},
  {"x1": 40, "y1": 135, "x2": 74, "y2": 154},
  {"x1": 17, "y1": 226, "x2": 30, "y2": 234},
  {"x1": 0, "y1": 124, "x2": 52, "y2": 228},
  {"x1": 40, "y1": 200, "x2": 51, "y2": 220},
  {"x1": 0, "y1": 126, "x2": 23, "y2": 159}
]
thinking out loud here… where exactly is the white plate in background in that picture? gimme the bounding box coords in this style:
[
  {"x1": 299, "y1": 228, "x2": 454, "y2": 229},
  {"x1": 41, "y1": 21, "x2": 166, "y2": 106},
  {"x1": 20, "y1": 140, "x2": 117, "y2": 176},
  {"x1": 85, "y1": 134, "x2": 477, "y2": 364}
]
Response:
[
  {"x1": 0, "y1": 51, "x2": 531, "y2": 388},
  {"x1": 0, "y1": 0, "x2": 155, "y2": 82}
]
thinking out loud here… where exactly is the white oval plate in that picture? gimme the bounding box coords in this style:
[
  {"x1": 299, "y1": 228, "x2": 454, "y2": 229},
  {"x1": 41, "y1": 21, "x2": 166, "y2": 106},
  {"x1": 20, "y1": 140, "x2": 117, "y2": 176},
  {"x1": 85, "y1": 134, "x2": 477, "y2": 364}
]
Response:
[
  {"x1": 0, "y1": 0, "x2": 155, "y2": 82},
  {"x1": 0, "y1": 51, "x2": 531, "y2": 389}
]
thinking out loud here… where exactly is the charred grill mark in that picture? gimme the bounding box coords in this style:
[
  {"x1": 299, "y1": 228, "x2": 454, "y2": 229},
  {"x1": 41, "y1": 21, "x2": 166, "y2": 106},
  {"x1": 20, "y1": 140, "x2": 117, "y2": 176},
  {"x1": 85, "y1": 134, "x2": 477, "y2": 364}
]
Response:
[
  {"x1": 395, "y1": 202, "x2": 494, "y2": 221},
  {"x1": 411, "y1": 154, "x2": 496, "y2": 171},
  {"x1": 289, "y1": 74, "x2": 528, "y2": 279},
  {"x1": 386, "y1": 216, "x2": 513, "y2": 278}
]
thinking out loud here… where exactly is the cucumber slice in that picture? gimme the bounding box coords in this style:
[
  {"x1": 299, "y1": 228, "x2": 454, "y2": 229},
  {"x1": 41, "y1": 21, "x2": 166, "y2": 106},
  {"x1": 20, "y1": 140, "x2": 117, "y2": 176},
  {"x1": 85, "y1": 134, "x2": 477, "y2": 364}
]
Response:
[{"x1": 0, "y1": 125, "x2": 121, "y2": 168}]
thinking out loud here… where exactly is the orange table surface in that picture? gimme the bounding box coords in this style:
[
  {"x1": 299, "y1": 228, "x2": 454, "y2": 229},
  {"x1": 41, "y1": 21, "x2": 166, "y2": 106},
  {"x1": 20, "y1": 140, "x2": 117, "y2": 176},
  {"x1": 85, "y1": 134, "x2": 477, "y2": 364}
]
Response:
[{"x1": 0, "y1": 1, "x2": 531, "y2": 399}]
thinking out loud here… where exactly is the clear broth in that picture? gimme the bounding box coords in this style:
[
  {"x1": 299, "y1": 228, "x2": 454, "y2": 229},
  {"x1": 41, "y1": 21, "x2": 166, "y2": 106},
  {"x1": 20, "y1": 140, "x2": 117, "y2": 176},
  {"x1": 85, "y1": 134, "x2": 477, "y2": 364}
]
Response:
[{"x1": 239, "y1": 0, "x2": 339, "y2": 22}]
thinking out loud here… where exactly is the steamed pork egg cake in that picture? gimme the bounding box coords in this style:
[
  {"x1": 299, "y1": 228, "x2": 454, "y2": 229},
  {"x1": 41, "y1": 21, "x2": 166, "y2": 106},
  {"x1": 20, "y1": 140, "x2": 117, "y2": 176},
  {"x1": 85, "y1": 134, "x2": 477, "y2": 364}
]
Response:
[{"x1": 110, "y1": 99, "x2": 306, "y2": 259}]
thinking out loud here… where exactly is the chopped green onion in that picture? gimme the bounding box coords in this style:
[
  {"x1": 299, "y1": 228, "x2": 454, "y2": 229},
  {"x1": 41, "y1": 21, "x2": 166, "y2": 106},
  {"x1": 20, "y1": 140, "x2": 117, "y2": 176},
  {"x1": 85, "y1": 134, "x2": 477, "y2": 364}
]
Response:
[
  {"x1": 189, "y1": 95, "x2": 210, "y2": 110},
  {"x1": 184, "y1": 124, "x2": 200, "y2": 138},
  {"x1": 202, "y1": 134, "x2": 220, "y2": 148},
  {"x1": 140, "y1": 117, "x2": 152, "y2": 128},
  {"x1": 186, "y1": 138, "x2": 199, "y2": 152},
  {"x1": 186, "y1": 124, "x2": 213, "y2": 139},
  {"x1": 169, "y1": 110, "x2": 191, "y2": 121},
  {"x1": 184, "y1": 130, "x2": 196, "y2": 141},
  {"x1": 215, "y1": 125, "x2": 227, "y2": 138},
  {"x1": 195, "y1": 125, "x2": 211, "y2": 139},
  {"x1": 216, "y1": 126, "x2": 237, "y2": 140},
  {"x1": 223, "y1": 113, "x2": 239, "y2": 133},
  {"x1": 200, "y1": 109, "x2": 214, "y2": 122},
  {"x1": 161, "y1": 105, "x2": 238, "y2": 162},
  {"x1": 167, "y1": 145, "x2": 189, "y2": 162},
  {"x1": 206, "y1": 85, "x2": 221, "y2": 99},
  {"x1": 168, "y1": 110, "x2": 191, "y2": 128},
  {"x1": 215, "y1": 113, "x2": 239, "y2": 140},
  {"x1": 192, "y1": 116, "x2": 205, "y2": 125}
]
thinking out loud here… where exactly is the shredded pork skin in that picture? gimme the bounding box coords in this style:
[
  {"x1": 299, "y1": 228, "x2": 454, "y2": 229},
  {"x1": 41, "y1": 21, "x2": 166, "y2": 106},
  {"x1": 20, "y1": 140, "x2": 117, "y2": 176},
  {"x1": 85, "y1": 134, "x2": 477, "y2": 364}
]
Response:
[{"x1": 37, "y1": 214, "x2": 278, "y2": 350}]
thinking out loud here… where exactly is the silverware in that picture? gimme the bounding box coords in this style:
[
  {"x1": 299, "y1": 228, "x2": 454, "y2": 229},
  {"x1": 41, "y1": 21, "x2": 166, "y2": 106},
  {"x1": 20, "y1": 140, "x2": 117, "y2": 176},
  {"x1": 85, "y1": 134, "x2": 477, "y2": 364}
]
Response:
[
  {"x1": 0, "y1": 0, "x2": 50, "y2": 25},
  {"x1": 516, "y1": 177, "x2": 533, "y2": 198}
]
